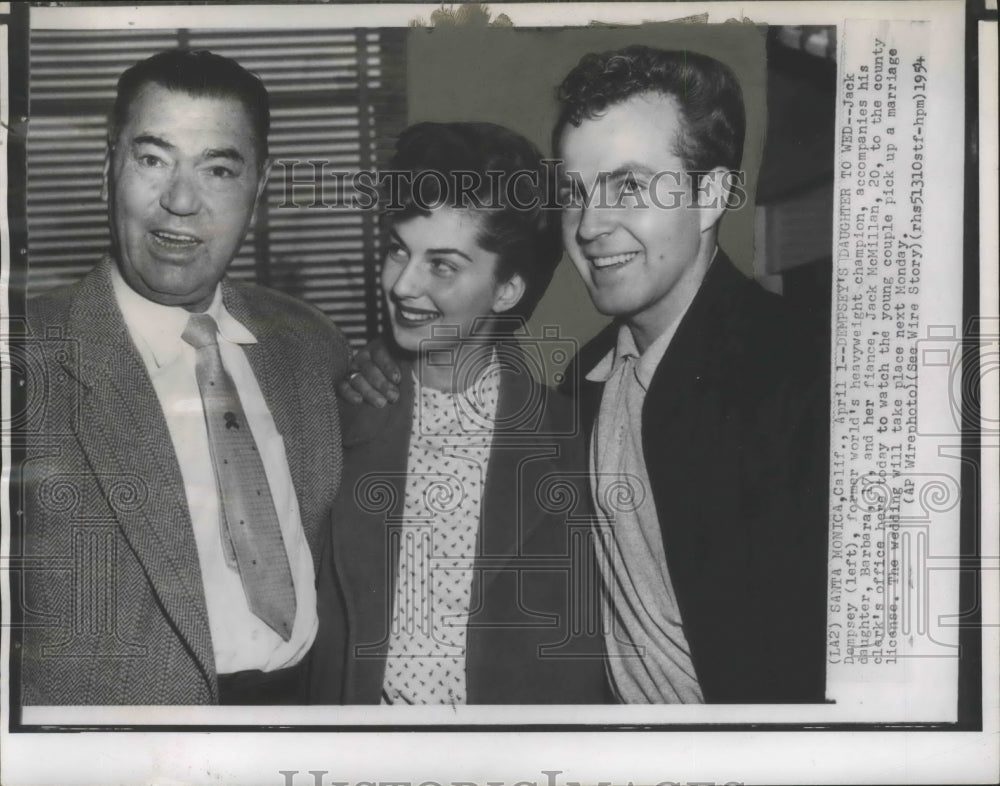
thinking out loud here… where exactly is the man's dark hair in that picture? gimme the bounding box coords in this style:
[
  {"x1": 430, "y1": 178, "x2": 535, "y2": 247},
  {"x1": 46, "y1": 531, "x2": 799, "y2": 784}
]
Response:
[
  {"x1": 554, "y1": 46, "x2": 745, "y2": 176},
  {"x1": 111, "y1": 48, "x2": 270, "y2": 166},
  {"x1": 384, "y1": 121, "x2": 562, "y2": 323}
]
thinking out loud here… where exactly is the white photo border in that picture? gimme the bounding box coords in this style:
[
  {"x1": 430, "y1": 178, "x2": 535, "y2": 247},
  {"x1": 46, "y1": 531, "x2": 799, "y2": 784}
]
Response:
[{"x1": 1, "y1": 1, "x2": 995, "y2": 784}]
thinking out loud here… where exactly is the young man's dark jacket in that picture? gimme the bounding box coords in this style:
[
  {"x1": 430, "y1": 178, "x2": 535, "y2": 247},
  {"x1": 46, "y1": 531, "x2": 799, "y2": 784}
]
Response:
[{"x1": 562, "y1": 251, "x2": 830, "y2": 704}]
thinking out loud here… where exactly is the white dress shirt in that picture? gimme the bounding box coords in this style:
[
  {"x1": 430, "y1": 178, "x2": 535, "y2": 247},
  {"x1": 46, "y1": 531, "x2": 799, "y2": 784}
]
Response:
[{"x1": 111, "y1": 267, "x2": 318, "y2": 674}]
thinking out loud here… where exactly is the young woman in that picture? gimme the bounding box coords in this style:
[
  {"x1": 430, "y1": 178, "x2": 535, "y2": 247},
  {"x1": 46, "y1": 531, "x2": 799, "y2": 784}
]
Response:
[{"x1": 310, "y1": 122, "x2": 608, "y2": 705}]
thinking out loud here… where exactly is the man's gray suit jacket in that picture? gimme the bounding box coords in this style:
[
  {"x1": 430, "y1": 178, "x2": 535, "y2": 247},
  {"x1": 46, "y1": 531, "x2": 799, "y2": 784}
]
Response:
[{"x1": 19, "y1": 259, "x2": 349, "y2": 705}]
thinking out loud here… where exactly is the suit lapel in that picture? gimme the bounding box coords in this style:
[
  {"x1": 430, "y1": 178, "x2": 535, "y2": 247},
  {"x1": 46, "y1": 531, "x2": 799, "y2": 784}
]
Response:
[
  {"x1": 333, "y1": 368, "x2": 413, "y2": 701},
  {"x1": 641, "y1": 252, "x2": 749, "y2": 639},
  {"x1": 478, "y1": 360, "x2": 559, "y2": 593},
  {"x1": 64, "y1": 261, "x2": 217, "y2": 696},
  {"x1": 643, "y1": 252, "x2": 746, "y2": 431}
]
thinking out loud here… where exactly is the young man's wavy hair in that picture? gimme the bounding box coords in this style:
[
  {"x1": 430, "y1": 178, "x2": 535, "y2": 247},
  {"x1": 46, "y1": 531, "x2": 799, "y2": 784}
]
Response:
[{"x1": 553, "y1": 46, "x2": 746, "y2": 181}]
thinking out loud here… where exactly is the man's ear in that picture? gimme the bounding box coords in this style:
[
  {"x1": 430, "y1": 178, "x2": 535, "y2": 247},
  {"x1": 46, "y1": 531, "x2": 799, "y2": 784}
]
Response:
[
  {"x1": 255, "y1": 158, "x2": 272, "y2": 206},
  {"x1": 248, "y1": 158, "x2": 271, "y2": 228},
  {"x1": 492, "y1": 272, "x2": 526, "y2": 314},
  {"x1": 695, "y1": 166, "x2": 734, "y2": 234},
  {"x1": 100, "y1": 148, "x2": 112, "y2": 202}
]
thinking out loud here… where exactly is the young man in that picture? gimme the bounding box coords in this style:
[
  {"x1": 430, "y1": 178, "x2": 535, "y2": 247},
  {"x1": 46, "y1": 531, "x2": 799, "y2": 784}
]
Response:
[
  {"x1": 554, "y1": 46, "x2": 829, "y2": 704},
  {"x1": 21, "y1": 49, "x2": 349, "y2": 705},
  {"x1": 343, "y1": 46, "x2": 829, "y2": 704}
]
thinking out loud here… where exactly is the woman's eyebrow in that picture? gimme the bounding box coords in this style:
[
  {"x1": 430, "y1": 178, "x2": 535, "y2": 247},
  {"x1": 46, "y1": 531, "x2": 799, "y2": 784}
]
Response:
[{"x1": 425, "y1": 247, "x2": 473, "y2": 263}]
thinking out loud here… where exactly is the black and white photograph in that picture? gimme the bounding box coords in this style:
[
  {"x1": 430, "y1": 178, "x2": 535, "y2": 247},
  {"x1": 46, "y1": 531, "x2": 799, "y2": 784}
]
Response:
[{"x1": 0, "y1": 1, "x2": 994, "y2": 784}]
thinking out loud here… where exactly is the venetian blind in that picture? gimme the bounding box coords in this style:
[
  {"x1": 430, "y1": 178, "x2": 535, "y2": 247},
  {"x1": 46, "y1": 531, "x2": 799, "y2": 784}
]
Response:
[{"x1": 26, "y1": 27, "x2": 406, "y2": 346}]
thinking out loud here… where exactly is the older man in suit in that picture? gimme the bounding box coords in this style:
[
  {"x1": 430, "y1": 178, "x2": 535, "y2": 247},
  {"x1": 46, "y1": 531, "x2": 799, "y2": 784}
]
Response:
[{"x1": 20, "y1": 49, "x2": 349, "y2": 705}]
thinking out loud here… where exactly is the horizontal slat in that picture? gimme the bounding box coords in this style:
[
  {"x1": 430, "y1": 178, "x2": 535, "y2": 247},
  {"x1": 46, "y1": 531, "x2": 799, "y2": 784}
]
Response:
[
  {"x1": 266, "y1": 212, "x2": 365, "y2": 227},
  {"x1": 189, "y1": 32, "x2": 360, "y2": 47},
  {"x1": 28, "y1": 114, "x2": 107, "y2": 126},
  {"x1": 28, "y1": 161, "x2": 107, "y2": 178},
  {"x1": 31, "y1": 50, "x2": 181, "y2": 65},
  {"x1": 27, "y1": 190, "x2": 106, "y2": 204},
  {"x1": 269, "y1": 139, "x2": 362, "y2": 153},
  {"x1": 28, "y1": 213, "x2": 109, "y2": 227},
  {"x1": 32, "y1": 49, "x2": 376, "y2": 67},
  {"x1": 269, "y1": 216, "x2": 366, "y2": 230},
  {"x1": 269, "y1": 229, "x2": 366, "y2": 243},
  {"x1": 270, "y1": 130, "x2": 363, "y2": 145},
  {"x1": 27, "y1": 153, "x2": 105, "y2": 167},
  {"x1": 33, "y1": 86, "x2": 373, "y2": 102},
  {"x1": 270, "y1": 247, "x2": 367, "y2": 259},
  {"x1": 267, "y1": 194, "x2": 372, "y2": 209},
  {"x1": 307, "y1": 305, "x2": 371, "y2": 318},
  {"x1": 271, "y1": 105, "x2": 360, "y2": 119},
  {"x1": 31, "y1": 29, "x2": 178, "y2": 41},
  {"x1": 29, "y1": 39, "x2": 178, "y2": 54},
  {"x1": 266, "y1": 152, "x2": 365, "y2": 167},
  {"x1": 28, "y1": 125, "x2": 107, "y2": 138},
  {"x1": 30, "y1": 230, "x2": 113, "y2": 247},
  {"x1": 269, "y1": 273, "x2": 368, "y2": 286}
]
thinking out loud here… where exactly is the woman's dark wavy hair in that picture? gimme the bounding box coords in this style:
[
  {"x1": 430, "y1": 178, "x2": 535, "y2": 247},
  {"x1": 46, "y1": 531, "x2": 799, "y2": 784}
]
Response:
[
  {"x1": 111, "y1": 48, "x2": 270, "y2": 166},
  {"x1": 553, "y1": 46, "x2": 745, "y2": 178},
  {"x1": 383, "y1": 121, "x2": 562, "y2": 323}
]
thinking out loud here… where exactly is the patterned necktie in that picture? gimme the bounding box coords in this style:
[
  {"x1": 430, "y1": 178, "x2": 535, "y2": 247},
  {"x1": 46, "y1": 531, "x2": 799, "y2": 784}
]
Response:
[{"x1": 181, "y1": 313, "x2": 296, "y2": 641}]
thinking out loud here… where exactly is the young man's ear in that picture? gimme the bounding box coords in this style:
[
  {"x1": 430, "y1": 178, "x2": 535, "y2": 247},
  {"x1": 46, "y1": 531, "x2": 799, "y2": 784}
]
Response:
[
  {"x1": 694, "y1": 166, "x2": 738, "y2": 234},
  {"x1": 492, "y1": 272, "x2": 527, "y2": 314}
]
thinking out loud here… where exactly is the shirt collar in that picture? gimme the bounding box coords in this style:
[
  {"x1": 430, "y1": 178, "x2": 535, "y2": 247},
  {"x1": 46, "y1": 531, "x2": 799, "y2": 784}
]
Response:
[
  {"x1": 585, "y1": 318, "x2": 685, "y2": 391},
  {"x1": 586, "y1": 323, "x2": 662, "y2": 389},
  {"x1": 414, "y1": 347, "x2": 501, "y2": 399},
  {"x1": 632, "y1": 317, "x2": 679, "y2": 390},
  {"x1": 413, "y1": 346, "x2": 502, "y2": 430},
  {"x1": 111, "y1": 264, "x2": 256, "y2": 369}
]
